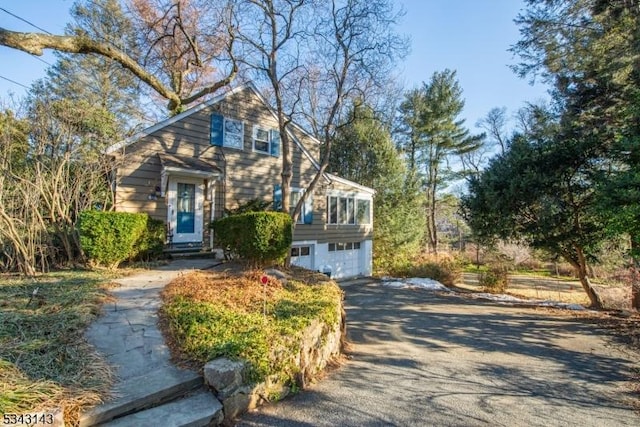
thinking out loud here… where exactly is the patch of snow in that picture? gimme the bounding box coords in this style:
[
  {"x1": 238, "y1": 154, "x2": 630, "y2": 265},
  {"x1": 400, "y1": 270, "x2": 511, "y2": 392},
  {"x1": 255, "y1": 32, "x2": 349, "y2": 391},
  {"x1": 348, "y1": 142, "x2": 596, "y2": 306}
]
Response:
[
  {"x1": 537, "y1": 301, "x2": 586, "y2": 311},
  {"x1": 473, "y1": 293, "x2": 527, "y2": 303},
  {"x1": 381, "y1": 277, "x2": 450, "y2": 292},
  {"x1": 379, "y1": 278, "x2": 586, "y2": 311}
]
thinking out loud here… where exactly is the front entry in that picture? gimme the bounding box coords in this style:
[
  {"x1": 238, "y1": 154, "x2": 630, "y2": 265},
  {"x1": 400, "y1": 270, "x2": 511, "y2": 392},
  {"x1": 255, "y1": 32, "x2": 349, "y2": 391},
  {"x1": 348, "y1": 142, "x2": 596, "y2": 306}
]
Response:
[{"x1": 168, "y1": 179, "x2": 204, "y2": 243}]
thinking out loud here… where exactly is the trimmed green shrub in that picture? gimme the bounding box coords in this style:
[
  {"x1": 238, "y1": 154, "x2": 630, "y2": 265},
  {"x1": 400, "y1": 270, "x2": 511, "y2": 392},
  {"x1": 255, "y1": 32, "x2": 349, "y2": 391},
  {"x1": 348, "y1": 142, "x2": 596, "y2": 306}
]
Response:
[
  {"x1": 211, "y1": 212, "x2": 292, "y2": 265},
  {"x1": 134, "y1": 217, "x2": 166, "y2": 261},
  {"x1": 480, "y1": 264, "x2": 510, "y2": 293},
  {"x1": 78, "y1": 211, "x2": 148, "y2": 268}
]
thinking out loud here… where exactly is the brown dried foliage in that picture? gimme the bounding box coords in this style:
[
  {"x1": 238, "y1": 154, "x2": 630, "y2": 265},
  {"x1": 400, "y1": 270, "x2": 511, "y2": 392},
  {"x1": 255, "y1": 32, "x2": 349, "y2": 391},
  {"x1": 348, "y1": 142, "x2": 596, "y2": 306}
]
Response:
[{"x1": 162, "y1": 270, "x2": 284, "y2": 312}]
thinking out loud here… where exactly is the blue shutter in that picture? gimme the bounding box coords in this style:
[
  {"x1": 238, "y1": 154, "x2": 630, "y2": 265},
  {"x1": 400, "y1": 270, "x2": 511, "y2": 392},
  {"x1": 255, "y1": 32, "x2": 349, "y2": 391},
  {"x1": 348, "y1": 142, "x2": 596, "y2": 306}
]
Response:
[
  {"x1": 273, "y1": 184, "x2": 282, "y2": 210},
  {"x1": 210, "y1": 113, "x2": 224, "y2": 146},
  {"x1": 270, "y1": 129, "x2": 280, "y2": 157},
  {"x1": 303, "y1": 191, "x2": 313, "y2": 224}
]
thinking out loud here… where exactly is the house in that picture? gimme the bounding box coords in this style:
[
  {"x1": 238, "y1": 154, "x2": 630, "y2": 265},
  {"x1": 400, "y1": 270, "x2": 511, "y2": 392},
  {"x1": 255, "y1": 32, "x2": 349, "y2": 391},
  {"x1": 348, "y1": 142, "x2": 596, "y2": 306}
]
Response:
[{"x1": 106, "y1": 83, "x2": 374, "y2": 279}]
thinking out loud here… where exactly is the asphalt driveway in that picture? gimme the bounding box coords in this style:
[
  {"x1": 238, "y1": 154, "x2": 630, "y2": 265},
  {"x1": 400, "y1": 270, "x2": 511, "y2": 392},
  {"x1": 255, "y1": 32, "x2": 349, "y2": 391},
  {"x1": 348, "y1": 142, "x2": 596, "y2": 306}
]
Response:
[{"x1": 238, "y1": 280, "x2": 640, "y2": 427}]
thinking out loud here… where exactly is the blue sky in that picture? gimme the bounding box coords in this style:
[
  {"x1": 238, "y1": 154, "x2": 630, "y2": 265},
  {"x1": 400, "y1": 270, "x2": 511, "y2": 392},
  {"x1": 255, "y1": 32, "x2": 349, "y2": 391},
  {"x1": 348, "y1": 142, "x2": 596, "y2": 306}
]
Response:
[{"x1": 0, "y1": 0, "x2": 549, "y2": 132}]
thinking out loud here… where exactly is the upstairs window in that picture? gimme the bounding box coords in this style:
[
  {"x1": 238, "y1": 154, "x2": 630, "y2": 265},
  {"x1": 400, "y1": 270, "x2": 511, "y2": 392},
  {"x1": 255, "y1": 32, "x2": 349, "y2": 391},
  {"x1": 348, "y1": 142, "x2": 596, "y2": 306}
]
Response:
[
  {"x1": 253, "y1": 126, "x2": 280, "y2": 156},
  {"x1": 253, "y1": 127, "x2": 270, "y2": 153},
  {"x1": 224, "y1": 118, "x2": 244, "y2": 149},
  {"x1": 210, "y1": 113, "x2": 244, "y2": 150},
  {"x1": 357, "y1": 199, "x2": 371, "y2": 225}
]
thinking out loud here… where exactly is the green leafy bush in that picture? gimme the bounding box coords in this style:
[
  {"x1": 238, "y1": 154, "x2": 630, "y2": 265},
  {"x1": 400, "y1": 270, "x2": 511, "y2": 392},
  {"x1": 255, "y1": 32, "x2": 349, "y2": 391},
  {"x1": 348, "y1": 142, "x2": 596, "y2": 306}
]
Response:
[
  {"x1": 211, "y1": 212, "x2": 292, "y2": 266},
  {"x1": 134, "y1": 217, "x2": 166, "y2": 261},
  {"x1": 479, "y1": 264, "x2": 510, "y2": 293},
  {"x1": 78, "y1": 211, "x2": 149, "y2": 268}
]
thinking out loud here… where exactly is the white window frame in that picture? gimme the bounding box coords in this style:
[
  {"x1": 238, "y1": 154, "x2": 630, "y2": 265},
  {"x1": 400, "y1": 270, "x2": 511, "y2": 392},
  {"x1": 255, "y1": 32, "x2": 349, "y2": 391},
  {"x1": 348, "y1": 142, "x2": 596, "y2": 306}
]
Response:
[
  {"x1": 290, "y1": 188, "x2": 305, "y2": 225},
  {"x1": 223, "y1": 118, "x2": 244, "y2": 149},
  {"x1": 328, "y1": 241, "x2": 362, "y2": 252},
  {"x1": 357, "y1": 199, "x2": 371, "y2": 225},
  {"x1": 291, "y1": 245, "x2": 311, "y2": 257},
  {"x1": 327, "y1": 194, "x2": 363, "y2": 225},
  {"x1": 252, "y1": 125, "x2": 271, "y2": 154}
]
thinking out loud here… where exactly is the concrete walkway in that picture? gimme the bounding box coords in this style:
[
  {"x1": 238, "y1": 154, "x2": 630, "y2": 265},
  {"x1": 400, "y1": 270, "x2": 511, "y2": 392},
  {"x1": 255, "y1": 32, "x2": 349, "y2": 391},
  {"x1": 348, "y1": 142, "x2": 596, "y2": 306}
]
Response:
[
  {"x1": 239, "y1": 280, "x2": 640, "y2": 427},
  {"x1": 86, "y1": 259, "x2": 219, "y2": 381}
]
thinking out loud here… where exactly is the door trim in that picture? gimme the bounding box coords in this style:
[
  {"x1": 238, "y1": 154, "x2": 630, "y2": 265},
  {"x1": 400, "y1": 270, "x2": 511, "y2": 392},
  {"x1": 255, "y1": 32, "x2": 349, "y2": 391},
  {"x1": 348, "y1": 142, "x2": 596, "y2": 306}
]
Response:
[{"x1": 167, "y1": 177, "x2": 205, "y2": 244}]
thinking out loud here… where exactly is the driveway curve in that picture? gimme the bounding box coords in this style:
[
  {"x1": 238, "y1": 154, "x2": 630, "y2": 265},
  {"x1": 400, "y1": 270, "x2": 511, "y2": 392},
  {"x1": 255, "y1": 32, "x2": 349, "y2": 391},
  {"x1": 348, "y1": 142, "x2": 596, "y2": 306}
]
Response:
[{"x1": 239, "y1": 280, "x2": 639, "y2": 427}]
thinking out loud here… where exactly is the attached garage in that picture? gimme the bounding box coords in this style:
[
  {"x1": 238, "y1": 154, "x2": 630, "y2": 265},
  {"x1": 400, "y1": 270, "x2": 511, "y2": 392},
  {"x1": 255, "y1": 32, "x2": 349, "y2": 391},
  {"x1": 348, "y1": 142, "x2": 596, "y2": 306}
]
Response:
[
  {"x1": 289, "y1": 240, "x2": 372, "y2": 279},
  {"x1": 316, "y1": 240, "x2": 372, "y2": 279}
]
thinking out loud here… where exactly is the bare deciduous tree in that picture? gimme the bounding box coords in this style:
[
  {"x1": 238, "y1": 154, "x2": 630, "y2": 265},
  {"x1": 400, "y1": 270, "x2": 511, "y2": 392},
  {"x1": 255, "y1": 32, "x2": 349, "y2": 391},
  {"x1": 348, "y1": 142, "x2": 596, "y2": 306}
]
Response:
[
  {"x1": 0, "y1": 0, "x2": 237, "y2": 114},
  {"x1": 235, "y1": 0, "x2": 407, "y2": 223}
]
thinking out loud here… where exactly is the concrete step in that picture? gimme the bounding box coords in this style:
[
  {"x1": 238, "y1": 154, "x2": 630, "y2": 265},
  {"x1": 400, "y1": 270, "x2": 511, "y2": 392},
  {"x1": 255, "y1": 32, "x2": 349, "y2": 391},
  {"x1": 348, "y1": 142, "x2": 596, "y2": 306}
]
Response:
[
  {"x1": 98, "y1": 389, "x2": 223, "y2": 427},
  {"x1": 79, "y1": 368, "x2": 203, "y2": 427}
]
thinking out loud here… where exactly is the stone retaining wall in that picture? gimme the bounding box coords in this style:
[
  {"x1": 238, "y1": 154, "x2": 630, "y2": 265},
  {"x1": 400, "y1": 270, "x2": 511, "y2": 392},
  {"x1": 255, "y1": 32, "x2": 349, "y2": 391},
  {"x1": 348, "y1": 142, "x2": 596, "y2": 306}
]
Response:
[{"x1": 203, "y1": 300, "x2": 344, "y2": 425}]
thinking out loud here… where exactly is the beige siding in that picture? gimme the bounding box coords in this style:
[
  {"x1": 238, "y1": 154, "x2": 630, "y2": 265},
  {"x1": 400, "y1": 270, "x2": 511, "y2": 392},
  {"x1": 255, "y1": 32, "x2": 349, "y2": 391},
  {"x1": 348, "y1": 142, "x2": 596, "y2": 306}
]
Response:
[{"x1": 114, "y1": 86, "x2": 372, "y2": 244}]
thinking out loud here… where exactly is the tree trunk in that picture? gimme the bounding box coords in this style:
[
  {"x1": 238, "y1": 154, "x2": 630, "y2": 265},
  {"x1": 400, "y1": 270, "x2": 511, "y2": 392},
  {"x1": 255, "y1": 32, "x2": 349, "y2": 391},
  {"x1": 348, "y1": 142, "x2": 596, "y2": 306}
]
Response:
[{"x1": 570, "y1": 245, "x2": 603, "y2": 309}]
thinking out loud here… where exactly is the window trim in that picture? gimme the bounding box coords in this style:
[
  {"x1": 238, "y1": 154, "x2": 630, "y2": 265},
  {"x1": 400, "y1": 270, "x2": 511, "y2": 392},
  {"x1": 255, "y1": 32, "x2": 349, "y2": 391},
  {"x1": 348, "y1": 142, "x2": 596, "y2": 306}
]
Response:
[
  {"x1": 291, "y1": 245, "x2": 312, "y2": 257},
  {"x1": 327, "y1": 194, "x2": 370, "y2": 225},
  {"x1": 357, "y1": 199, "x2": 371, "y2": 225},
  {"x1": 252, "y1": 125, "x2": 271, "y2": 154},
  {"x1": 328, "y1": 241, "x2": 363, "y2": 252}
]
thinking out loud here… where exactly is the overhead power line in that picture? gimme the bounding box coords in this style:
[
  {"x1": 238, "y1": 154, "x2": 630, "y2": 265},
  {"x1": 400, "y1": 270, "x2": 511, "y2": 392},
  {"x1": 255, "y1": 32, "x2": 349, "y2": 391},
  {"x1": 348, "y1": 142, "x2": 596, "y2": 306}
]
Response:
[
  {"x1": 0, "y1": 74, "x2": 30, "y2": 90},
  {"x1": 0, "y1": 7, "x2": 53, "y2": 34},
  {"x1": 0, "y1": 7, "x2": 54, "y2": 67}
]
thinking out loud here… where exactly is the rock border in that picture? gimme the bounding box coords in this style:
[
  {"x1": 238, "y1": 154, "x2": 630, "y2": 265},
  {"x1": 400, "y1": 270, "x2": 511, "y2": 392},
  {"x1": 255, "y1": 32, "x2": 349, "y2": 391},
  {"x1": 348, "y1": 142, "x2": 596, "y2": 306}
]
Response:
[{"x1": 203, "y1": 300, "x2": 344, "y2": 425}]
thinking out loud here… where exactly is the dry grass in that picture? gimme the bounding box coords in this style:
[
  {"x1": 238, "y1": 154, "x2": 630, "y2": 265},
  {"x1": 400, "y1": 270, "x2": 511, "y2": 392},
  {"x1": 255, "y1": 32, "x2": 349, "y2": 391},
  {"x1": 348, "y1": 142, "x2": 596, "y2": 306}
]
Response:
[
  {"x1": 0, "y1": 271, "x2": 117, "y2": 426},
  {"x1": 163, "y1": 270, "x2": 286, "y2": 313},
  {"x1": 460, "y1": 272, "x2": 592, "y2": 305}
]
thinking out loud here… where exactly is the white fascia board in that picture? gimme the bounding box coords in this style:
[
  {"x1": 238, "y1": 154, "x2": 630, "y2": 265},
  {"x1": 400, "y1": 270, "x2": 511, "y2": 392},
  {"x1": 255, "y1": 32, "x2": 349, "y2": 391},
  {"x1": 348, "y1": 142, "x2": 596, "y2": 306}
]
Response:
[
  {"x1": 163, "y1": 166, "x2": 221, "y2": 179},
  {"x1": 325, "y1": 173, "x2": 376, "y2": 195}
]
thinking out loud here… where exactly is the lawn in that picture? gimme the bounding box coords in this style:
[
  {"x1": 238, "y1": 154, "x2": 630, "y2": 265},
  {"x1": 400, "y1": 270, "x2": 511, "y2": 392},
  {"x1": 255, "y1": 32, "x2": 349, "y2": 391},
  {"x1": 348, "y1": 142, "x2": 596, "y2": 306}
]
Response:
[
  {"x1": 0, "y1": 270, "x2": 118, "y2": 423},
  {"x1": 160, "y1": 268, "x2": 343, "y2": 384}
]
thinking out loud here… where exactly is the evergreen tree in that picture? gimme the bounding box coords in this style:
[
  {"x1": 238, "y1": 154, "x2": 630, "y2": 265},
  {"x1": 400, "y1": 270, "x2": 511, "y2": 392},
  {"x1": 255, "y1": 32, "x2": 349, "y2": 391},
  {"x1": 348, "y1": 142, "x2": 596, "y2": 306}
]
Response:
[
  {"x1": 461, "y1": 108, "x2": 609, "y2": 308},
  {"x1": 41, "y1": 0, "x2": 144, "y2": 132},
  {"x1": 398, "y1": 70, "x2": 481, "y2": 253},
  {"x1": 330, "y1": 102, "x2": 425, "y2": 272},
  {"x1": 513, "y1": 0, "x2": 640, "y2": 257}
]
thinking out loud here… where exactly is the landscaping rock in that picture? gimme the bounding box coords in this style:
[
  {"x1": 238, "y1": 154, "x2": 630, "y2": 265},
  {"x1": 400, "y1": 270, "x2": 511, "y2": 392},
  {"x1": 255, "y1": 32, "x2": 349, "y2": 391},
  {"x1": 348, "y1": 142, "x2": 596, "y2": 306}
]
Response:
[
  {"x1": 204, "y1": 358, "x2": 246, "y2": 397},
  {"x1": 205, "y1": 286, "x2": 343, "y2": 425},
  {"x1": 264, "y1": 268, "x2": 288, "y2": 281}
]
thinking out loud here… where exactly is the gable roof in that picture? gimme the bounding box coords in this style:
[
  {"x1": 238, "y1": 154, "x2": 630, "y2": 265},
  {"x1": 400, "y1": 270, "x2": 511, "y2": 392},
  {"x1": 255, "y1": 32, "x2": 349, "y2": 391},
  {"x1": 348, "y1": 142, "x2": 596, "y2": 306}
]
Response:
[{"x1": 106, "y1": 82, "x2": 374, "y2": 194}]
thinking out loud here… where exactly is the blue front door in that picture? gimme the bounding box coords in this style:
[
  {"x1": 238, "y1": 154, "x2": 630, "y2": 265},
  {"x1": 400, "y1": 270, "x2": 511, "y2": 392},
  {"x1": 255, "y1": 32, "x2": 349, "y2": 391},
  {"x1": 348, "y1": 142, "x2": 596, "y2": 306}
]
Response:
[{"x1": 176, "y1": 183, "x2": 195, "y2": 234}]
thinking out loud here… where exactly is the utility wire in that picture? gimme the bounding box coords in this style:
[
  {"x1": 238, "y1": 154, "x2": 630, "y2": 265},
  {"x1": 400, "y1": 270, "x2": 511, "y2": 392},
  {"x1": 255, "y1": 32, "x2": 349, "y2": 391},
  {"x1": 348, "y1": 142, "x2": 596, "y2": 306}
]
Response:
[
  {"x1": 0, "y1": 7, "x2": 54, "y2": 66},
  {"x1": 0, "y1": 74, "x2": 30, "y2": 90},
  {"x1": 0, "y1": 7, "x2": 53, "y2": 34}
]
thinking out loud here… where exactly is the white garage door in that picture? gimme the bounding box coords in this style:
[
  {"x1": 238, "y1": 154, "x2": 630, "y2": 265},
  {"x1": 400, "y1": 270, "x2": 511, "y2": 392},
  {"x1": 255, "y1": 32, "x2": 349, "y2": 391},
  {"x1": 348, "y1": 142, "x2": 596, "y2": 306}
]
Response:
[{"x1": 326, "y1": 242, "x2": 362, "y2": 279}]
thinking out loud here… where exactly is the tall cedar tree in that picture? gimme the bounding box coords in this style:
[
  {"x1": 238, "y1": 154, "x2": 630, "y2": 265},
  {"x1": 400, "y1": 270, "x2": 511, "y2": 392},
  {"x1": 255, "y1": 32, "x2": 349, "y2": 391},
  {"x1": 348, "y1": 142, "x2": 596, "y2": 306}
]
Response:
[
  {"x1": 461, "y1": 109, "x2": 609, "y2": 308},
  {"x1": 510, "y1": 0, "x2": 640, "y2": 305}
]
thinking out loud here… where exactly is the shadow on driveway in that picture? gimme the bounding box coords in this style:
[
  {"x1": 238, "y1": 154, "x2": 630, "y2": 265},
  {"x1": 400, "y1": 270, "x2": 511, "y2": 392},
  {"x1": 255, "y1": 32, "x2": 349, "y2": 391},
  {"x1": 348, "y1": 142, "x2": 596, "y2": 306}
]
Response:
[{"x1": 239, "y1": 281, "x2": 640, "y2": 427}]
